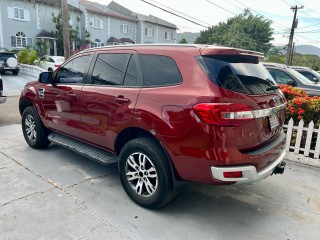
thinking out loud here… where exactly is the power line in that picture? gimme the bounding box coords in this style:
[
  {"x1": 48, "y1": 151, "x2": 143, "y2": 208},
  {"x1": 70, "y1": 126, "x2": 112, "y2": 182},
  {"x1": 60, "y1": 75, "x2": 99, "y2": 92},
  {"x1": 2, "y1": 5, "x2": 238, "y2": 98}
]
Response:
[
  {"x1": 297, "y1": 22, "x2": 320, "y2": 30},
  {"x1": 140, "y1": 0, "x2": 209, "y2": 28},
  {"x1": 293, "y1": 0, "x2": 320, "y2": 18},
  {"x1": 232, "y1": 0, "x2": 290, "y2": 31},
  {"x1": 205, "y1": 0, "x2": 236, "y2": 16},
  {"x1": 147, "y1": 0, "x2": 212, "y2": 26}
]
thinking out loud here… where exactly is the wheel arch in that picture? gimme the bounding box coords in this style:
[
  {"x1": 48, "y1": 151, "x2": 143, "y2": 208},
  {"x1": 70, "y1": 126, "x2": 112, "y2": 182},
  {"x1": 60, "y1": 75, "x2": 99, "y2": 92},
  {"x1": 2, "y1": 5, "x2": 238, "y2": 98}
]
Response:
[
  {"x1": 115, "y1": 127, "x2": 178, "y2": 180},
  {"x1": 19, "y1": 99, "x2": 34, "y2": 116}
]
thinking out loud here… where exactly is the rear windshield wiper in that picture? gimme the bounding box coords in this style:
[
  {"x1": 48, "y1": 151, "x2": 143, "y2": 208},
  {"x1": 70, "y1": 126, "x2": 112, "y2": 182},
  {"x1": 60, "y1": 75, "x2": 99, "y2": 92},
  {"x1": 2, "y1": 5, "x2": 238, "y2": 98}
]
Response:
[{"x1": 266, "y1": 85, "x2": 280, "y2": 91}]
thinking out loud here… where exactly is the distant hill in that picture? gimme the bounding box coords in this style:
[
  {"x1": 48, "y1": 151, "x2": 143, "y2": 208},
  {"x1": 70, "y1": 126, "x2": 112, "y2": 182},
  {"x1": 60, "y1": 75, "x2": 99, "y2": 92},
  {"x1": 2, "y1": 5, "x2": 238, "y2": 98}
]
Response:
[
  {"x1": 176, "y1": 32, "x2": 200, "y2": 44},
  {"x1": 276, "y1": 45, "x2": 320, "y2": 56}
]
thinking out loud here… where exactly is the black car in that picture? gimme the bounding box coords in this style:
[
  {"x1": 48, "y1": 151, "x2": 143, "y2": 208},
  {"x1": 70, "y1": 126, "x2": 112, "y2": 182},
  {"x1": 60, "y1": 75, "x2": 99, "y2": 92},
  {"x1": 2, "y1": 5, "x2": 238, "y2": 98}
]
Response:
[
  {"x1": 0, "y1": 52, "x2": 19, "y2": 75},
  {"x1": 290, "y1": 66, "x2": 320, "y2": 83},
  {"x1": 262, "y1": 62, "x2": 320, "y2": 96}
]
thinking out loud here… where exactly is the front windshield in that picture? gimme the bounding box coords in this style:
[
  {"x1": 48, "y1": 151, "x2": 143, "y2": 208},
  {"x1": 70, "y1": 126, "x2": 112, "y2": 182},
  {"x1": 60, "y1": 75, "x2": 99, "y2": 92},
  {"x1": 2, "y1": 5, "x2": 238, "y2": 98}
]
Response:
[{"x1": 287, "y1": 68, "x2": 315, "y2": 85}]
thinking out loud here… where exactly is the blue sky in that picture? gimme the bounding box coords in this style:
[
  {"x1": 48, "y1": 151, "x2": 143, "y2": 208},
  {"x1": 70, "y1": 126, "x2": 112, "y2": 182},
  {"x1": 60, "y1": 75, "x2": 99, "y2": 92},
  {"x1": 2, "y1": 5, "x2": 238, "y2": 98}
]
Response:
[{"x1": 92, "y1": 0, "x2": 320, "y2": 48}]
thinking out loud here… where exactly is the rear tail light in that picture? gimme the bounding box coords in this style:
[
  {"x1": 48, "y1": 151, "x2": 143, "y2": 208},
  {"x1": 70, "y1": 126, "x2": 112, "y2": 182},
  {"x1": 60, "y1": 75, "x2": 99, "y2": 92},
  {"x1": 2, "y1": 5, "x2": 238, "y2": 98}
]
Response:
[
  {"x1": 193, "y1": 103, "x2": 254, "y2": 126},
  {"x1": 223, "y1": 171, "x2": 243, "y2": 178}
]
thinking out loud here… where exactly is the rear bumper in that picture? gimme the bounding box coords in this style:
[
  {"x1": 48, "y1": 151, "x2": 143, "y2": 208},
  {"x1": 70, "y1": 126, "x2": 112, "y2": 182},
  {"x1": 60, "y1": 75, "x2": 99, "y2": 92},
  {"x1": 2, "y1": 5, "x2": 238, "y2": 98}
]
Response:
[
  {"x1": 0, "y1": 67, "x2": 19, "y2": 71},
  {"x1": 211, "y1": 149, "x2": 286, "y2": 184},
  {"x1": 0, "y1": 96, "x2": 6, "y2": 104}
]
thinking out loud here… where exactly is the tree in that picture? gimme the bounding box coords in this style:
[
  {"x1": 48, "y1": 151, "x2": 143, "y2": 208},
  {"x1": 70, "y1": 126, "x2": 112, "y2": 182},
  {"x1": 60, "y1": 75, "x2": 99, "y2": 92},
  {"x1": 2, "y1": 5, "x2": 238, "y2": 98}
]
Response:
[
  {"x1": 52, "y1": 12, "x2": 79, "y2": 56},
  {"x1": 195, "y1": 9, "x2": 273, "y2": 54},
  {"x1": 178, "y1": 38, "x2": 188, "y2": 44}
]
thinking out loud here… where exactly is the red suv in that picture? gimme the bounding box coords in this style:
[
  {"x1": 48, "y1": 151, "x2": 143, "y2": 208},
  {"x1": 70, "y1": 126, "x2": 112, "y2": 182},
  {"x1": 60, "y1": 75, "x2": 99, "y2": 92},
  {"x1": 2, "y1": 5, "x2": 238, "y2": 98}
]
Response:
[{"x1": 19, "y1": 45, "x2": 287, "y2": 208}]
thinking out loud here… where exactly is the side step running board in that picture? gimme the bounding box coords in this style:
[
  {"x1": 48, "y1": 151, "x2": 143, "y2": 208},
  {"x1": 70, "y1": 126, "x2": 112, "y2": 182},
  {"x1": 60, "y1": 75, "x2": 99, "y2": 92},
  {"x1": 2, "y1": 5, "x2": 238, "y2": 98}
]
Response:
[{"x1": 48, "y1": 133, "x2": 118, "y2": 165}]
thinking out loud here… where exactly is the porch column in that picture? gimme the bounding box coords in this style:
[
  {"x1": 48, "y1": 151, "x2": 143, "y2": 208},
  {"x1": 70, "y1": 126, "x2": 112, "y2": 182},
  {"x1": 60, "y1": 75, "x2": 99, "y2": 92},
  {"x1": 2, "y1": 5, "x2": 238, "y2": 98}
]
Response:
[{"x1": 53, "y1": 39, "x2": 57, "y2": 56}]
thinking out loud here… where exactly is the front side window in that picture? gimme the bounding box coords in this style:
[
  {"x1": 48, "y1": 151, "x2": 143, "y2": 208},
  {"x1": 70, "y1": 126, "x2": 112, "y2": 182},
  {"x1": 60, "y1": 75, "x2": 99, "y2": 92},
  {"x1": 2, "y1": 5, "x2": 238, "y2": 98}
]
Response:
[
  {"x1": 139, "y1": 54, "x2": 182, "y2": 87},
  {"x1": 55, "y1": 55, "x2": 90, "y2": 84},
  {"x1": 124, "y1": 55, "x2": 138, "y2": 86},
  {"x1": 298, "y1": 71, "x2": 315, "y2": 81},
  {"x1": 267, "y1": 69, "x2": 293, "y2": 84},
  {"x1": 91, "y1": 53, "x2": 129, "y2": 86}
]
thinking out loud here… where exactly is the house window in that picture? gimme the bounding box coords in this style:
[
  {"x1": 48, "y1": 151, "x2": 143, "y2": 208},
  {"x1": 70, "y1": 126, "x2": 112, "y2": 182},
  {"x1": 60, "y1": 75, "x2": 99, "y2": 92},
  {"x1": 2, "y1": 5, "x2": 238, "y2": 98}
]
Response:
[
  {"x1": 165, "y1": 32, "x2": 173, "y2": 40},
  {"x1": 8, "y1": 2, "x2": 30, "y2": 21},
  {"x1": 11, "y1": 32, "x2": 32, "y2": 48},
  {"x1": 145, "y1": 27, "x2": 154, "y2": 38},
  {"x1": 120, "y1": 24, "x2": 132, "y2": 34},
  {"x1": 13, "y1": 3, "x2": 25, "y2": 20},
  {"x1": 15, "y1": 32, "x2": 26, "y2": 48},
  {"x1": 92, "y1": 16, "x2": 103, "y2": 29}
]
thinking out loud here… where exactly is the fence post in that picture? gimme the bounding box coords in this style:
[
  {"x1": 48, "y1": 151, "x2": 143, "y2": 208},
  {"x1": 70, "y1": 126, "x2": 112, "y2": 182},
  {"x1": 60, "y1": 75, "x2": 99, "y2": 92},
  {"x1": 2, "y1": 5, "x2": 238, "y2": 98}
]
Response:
[
  {"x1": 294, "y1": 119, "x2": 304, "y2": 154},
  {"x1": 285, "y1": 118, "x2": 294, "y2": 151},
  {"x1": 304, "y1": 121, "x2": 314, "y2": 156},
  {"x1": 314, "y1": 127, "x2": 320, "y2": 159}
]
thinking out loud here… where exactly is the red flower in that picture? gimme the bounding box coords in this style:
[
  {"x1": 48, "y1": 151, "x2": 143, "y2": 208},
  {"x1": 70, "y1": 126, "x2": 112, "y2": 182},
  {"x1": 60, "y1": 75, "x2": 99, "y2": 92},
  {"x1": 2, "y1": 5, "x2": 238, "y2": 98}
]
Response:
[
  {"x1": 297, "y1": 108, "x2": 305, "y2": 115},
  {"x1": 298, "y1": 116, "x2": 303, "y2": 120}
]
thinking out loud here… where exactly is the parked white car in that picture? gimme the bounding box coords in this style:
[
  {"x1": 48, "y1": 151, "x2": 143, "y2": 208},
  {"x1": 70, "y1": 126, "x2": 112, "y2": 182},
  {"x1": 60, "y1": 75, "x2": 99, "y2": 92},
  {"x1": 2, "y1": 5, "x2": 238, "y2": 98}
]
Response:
[{"x1": 35, "y1": 56, "x2": 65, "y2": 72}]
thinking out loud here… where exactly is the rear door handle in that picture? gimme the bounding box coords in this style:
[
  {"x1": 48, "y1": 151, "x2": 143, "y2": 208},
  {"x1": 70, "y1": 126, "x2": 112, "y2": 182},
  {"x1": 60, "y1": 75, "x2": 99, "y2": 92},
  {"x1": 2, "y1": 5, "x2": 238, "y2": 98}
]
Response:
[
  {"x1": 67, "y1": 92, "x2": 77, "y2": 99},
  {"x1": 115, "y1": 96, "x2": 129, "y2": 104}
]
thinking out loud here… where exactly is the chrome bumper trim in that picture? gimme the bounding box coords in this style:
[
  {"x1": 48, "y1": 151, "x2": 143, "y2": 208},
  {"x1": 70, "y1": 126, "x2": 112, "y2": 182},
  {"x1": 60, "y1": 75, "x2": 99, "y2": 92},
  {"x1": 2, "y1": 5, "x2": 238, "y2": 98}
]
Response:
[{"x1": 211, "y1": 149, "x2": 286, "y2": 184}]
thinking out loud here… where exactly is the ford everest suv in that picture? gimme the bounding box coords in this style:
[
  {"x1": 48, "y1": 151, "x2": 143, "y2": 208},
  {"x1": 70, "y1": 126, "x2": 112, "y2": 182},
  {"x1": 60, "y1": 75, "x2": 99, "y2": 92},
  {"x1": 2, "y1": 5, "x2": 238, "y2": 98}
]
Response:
[{"x1": 19, "y1": 45, "x2": 286, "y2": 208}]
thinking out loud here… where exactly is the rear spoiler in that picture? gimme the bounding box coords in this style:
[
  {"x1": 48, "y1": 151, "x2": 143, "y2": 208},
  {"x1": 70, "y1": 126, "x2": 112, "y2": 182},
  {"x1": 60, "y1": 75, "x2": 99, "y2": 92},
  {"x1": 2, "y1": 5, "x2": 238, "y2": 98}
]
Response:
[{"x1": 200, "y1": 47, "x2": 265, "y2": 60}]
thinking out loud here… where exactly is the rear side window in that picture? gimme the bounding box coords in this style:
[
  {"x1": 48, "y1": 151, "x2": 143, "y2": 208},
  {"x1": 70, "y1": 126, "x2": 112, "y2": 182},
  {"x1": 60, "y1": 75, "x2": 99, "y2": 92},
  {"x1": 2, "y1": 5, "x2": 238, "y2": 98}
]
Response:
[
  {"x1": 91, "y1": 53, "x2": 129, "y2": 86},
  {"x1": 196, "y1": 55, "x2": 277, "y2": 95},
  {"x1": 139, "y1": 54, "x2": 182, "y2": 87}
]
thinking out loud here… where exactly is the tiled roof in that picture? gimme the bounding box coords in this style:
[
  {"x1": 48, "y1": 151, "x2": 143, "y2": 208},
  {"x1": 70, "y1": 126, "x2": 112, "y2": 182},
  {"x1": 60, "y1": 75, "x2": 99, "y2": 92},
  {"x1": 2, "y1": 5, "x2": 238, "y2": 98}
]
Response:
[
  {"x1": 80, "y1": 0, "x2": 138, "y2": 22},
  {"x1": 108, "y1": 1, "x2": 177, "y2": 29}
]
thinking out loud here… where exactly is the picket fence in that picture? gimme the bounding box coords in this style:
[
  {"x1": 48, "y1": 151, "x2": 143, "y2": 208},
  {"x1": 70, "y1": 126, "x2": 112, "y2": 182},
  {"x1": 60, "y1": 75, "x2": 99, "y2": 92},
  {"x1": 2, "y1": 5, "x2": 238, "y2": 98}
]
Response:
[{"x1": 283, "y1": 118, "x2": 320, "y2": 164}]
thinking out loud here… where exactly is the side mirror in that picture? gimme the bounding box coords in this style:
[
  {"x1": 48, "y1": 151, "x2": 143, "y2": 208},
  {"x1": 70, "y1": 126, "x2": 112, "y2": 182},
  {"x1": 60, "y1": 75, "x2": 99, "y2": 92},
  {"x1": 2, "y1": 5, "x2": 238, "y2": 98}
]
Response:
[
  {"x1": 39, "y1": 71, "x2": 53, "y2": 84},
  {"x1": 313, "y1": 77, "x2": 319, "y2": 83},
  {"x1": 287, "y1": 79, "x2": 296, "y2": 86}
]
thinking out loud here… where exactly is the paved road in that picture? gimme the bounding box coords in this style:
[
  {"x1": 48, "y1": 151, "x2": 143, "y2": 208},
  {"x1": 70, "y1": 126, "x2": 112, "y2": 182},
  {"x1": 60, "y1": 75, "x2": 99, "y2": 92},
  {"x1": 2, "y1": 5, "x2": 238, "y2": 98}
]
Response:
[
  {"x1": 1, "y1": 72, "x2": 35, "y2": 96},
  {"x1": 0, "y1": 73, "x2": 319, "y2": 239},
  {"x1": 0, "y1": 124, "x2": 319, "y2": 239}
]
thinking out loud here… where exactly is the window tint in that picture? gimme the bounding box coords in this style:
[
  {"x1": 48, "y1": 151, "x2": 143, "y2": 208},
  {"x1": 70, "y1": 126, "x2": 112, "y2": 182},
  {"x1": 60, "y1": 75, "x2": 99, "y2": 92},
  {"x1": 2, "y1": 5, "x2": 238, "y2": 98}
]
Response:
[
  {"x1": 298, "y1": 71, "x2": 314, "y2": 81},
  {"x1": 267, "y1": 69, "x2": 293, "y2": 84},
  {"x1": 139, "y1": 54, "x2": 182, "y2": 87},
  {"x1": 197, "y1": 55, "x2": 277, "y2": 95},
  {"x1": 124, "y1": 55, "x2": 138, "y2": 86},
  {"x1": 91, "y1": 53, "x2": 129, "y2": 86},
  {"x1": 55, "y1": 55, "x2": 90, "y2": 84}
]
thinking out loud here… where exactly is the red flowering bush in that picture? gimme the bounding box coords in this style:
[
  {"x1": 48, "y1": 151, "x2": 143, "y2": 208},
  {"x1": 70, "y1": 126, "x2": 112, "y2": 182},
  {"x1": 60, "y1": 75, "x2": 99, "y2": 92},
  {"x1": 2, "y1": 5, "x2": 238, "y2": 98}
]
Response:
[
  {"x1": 278, "y1": 84, "x2": 307, "y2": 100},
  {"x1": 284, "y1": 94, "x2": 320, "y2": 126}
]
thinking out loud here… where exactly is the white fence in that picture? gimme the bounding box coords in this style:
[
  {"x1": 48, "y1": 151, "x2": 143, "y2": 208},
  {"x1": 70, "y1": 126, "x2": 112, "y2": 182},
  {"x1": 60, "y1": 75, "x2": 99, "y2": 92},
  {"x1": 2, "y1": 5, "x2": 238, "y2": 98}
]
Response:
[
  {"x1": 19, "y1": 64, "x2": 44, "y2": 78},
  {"x1": 284, "y1": 118, "x2": 320, "y2": 167}
]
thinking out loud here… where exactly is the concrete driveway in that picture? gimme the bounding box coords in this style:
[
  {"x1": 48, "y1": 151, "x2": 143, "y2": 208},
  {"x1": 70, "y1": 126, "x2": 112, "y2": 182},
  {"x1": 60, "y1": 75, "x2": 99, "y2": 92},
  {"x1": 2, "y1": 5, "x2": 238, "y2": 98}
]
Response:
[
  {"x1": 1, "y1": 72, "x2": 35, "y2": 96},
  {"x1": 0, "y1": 124, "x2": 319, "y2": 240}
]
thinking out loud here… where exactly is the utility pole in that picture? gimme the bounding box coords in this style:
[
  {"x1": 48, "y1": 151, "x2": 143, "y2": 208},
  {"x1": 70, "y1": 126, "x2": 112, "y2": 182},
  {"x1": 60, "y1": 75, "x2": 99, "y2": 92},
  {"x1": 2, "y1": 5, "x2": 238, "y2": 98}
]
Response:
[
  {"x1": 285, "y1": 5, "x2": 303, "y2": 66},
  {"x1": 289, "y1": 42, "x2": 295, "y2": 65},
  {"x1": 61, "y1": 0, "x2": 70, "y2": 59}
]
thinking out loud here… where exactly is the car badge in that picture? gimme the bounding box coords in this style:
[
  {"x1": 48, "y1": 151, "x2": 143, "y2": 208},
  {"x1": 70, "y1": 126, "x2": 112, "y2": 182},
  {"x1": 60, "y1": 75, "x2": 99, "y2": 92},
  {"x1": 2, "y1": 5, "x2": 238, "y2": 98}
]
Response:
[{"x1": 273, "y1": 96, "x2": 280, "y2": 103}]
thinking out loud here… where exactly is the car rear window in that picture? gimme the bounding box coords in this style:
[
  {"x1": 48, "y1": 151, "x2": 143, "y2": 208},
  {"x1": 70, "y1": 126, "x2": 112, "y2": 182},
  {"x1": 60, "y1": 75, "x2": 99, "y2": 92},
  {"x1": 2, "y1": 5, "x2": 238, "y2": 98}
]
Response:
[
  {"x1": 139, "y1": 54, "x2": 182, "y2": 87},
  {"x1": 196, "y1": 55, "x2": 277, "y2": 95},
  {"x1": 0, "y1": 53, "x2": 15, "y2": 60}
]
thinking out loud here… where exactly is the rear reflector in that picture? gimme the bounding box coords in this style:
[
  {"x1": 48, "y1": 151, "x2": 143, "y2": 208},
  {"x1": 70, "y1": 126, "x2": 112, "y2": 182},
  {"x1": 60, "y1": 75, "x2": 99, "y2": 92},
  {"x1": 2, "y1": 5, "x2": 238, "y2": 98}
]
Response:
[
  {"x1": 223, "y1": 171, "x2": 243, "y2": 178},
  {"x1": 193, "y1": 103, "x2": 253, "y2": 126}
]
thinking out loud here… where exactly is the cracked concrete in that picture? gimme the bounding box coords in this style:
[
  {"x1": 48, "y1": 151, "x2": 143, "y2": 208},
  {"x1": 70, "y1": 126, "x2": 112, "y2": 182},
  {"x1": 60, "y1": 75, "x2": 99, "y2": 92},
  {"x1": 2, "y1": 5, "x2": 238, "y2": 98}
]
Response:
[{"x1": 0, "y1": 124, "x2": 320, "y2": 240}]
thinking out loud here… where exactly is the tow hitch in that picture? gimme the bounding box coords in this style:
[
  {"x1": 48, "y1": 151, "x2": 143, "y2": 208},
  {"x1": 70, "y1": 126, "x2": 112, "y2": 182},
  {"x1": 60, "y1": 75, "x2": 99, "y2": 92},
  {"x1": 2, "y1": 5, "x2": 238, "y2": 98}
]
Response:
[{"x1": 272, "y1": 161, "x2": 286, "y2": 175}]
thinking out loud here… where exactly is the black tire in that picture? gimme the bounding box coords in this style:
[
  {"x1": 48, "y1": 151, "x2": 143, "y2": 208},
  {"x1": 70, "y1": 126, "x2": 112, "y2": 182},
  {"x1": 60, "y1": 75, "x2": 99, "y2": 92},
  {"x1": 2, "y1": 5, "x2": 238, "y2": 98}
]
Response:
[
  {"x1": 12, "y1": 70, "x2": 18, "y2": 75},
  {"x1": 119, "y1": 137, "x2": 174, "y2": 209},
  {"x1": 22, "y1": 106, "x2": 50, "y2": 149}
]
